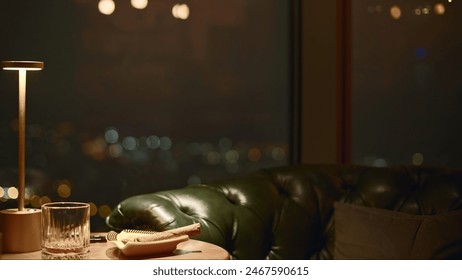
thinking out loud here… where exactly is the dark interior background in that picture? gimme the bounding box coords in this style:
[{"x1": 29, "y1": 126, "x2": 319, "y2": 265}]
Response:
[
  {"x1": 0, "y1": 0, "x2": 291, "y2": 230},
  {"x1": 2, "y1": 0, "x2": 460, "y2": 231}
]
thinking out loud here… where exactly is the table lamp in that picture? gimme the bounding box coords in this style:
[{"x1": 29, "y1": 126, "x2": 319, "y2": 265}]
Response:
[{"x1": 0, "y1": 61, "x2": 44, "y2": 253}]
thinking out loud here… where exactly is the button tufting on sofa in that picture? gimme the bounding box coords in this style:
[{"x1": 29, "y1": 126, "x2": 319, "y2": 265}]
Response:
[{"x1": 106, "y1": 164, "x2": 462, "y2": 259}]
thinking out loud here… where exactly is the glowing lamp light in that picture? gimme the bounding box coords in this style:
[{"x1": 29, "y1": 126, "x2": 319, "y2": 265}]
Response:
[{"x1": 2, "y1": 61, "x2": 43, "y2": 71}]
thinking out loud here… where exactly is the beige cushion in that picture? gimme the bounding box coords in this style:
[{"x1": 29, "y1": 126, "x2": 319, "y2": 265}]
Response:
[{"x1": 333, "y1": 202, "x2": 462, "y2": 259}]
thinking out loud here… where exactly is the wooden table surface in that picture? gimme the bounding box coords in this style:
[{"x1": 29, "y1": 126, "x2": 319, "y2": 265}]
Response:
[{"x1": 1, "y1": 235, "x2": 230, "y2": 260}]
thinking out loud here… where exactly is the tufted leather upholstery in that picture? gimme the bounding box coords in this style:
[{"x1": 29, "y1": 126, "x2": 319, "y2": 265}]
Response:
[{"x1": 106, "y1": 164, "x2": 462, "y2": 259}]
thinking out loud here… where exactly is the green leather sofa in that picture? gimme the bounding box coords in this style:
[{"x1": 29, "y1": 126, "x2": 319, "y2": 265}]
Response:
[{"x1": 106, "y1": 164, "x2": 462, "y2": 259}]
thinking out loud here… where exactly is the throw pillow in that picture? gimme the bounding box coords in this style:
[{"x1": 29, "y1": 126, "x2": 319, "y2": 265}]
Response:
[{"x1": 333, "y1": 202, "x2": 462, "y2": 259}]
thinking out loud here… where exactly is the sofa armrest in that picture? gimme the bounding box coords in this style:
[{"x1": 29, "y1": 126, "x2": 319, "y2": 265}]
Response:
[{"x1": 106, "y1": 185, "x2": 235, "y2": 249}]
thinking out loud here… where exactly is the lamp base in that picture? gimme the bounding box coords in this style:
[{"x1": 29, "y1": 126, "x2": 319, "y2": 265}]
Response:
[{"x1": 0, "y1": 208, "x2": 41, "y2": 253}]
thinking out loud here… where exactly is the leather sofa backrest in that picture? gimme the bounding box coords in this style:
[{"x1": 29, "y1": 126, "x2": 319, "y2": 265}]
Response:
[{"x1": 106, "y1": 164, "x2": 462, "y2": 259}]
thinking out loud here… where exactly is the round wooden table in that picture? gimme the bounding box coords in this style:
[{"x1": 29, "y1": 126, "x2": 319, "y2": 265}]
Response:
[{"x1": 1, "y1": 235, "x2": 230, "y2": 260}]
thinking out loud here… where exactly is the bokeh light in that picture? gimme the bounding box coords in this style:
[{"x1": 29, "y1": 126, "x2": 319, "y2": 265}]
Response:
[
  {"x1": 159, "y1": 136, "x2": 172, "y2": 150},
  {"x1": 248, "y1": 148, "x2": 262, "y2": 162},
  {"x1": 98, "y1": 204, "x2": 112, "y2": 218},
  {"x1": 30, "y1": 195, "x2": 41, "y2": 208},
  {"x1": 83, "y1": 138, "x2": 107, "y2": 160},
  {"x1": 40, "y1": 196, "x2": 52, "y2": 205},
  {"x1": 147, "y1": 135, "x2": 161, "y2": 149},
  {"x1": 225, "y1": 150, "x2": 239, "y2": 163},
  {"x1": 131, "y1": 0, "x2": 148, "y2": 10},
  {"x1": 422, "y1": 6, "x2": 430, "y2": 15},
  {"x1": 390, "y1": 6, "x2": 402, "y2": 19},
  {"x1": 172, "y1": 4, "x2": 190, "y2": 20},
  {"x1": 25, "y1": 187, "x2": 35, "y2": 200},
  {"x1": 271, "y1": 147, "x2": 286, "y2": 161},
  {"x1": 412, "y1": 153, "x2": 424, "y2": 166},
  {"x1": 104, "y1": 127, "x2": 119, "y2": 144},
  {"x1": 98, "y1": 0, "x2": 115, "y2": 15},
  {"x1": 7, "y1": 187, "x2": 18, "y2": 199},
  {"x1": 89, "y1": 202, "x2": 98, "y2": 216},
  {"x1": 108, "y1": 144, "x2": 123, "y2": 158},
  {"x1": 434, "y1": 3, "x2": 446, "y2": 15},
  {"x1": 122, "y1": 136, "x2": 138, "y2": 151},
  {"x1": 57, "y1": 182, "x2": 72, "y2": 198}
]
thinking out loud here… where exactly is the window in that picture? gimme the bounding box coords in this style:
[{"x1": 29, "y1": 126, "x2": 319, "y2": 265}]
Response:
[
  {"x1": 0, "y1": 1, "x2": 293, "y2": 230},
  {"x1": 350, "y1": 0, "x2": 462, "y2": 167}
]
